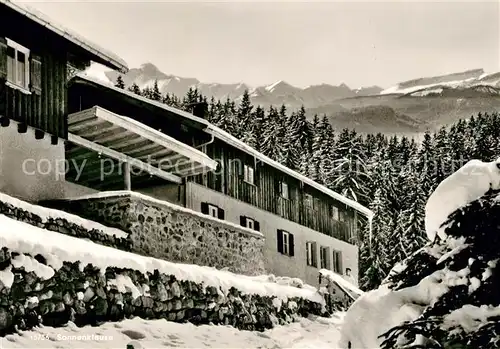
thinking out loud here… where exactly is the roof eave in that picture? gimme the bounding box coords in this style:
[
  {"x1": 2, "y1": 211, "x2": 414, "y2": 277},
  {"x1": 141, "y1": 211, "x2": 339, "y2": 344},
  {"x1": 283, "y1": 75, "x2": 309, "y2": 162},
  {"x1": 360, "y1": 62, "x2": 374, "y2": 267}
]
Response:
[
  {"x1": 69, "y1": 40, "x2": 128, "y2": 74},
  {"x1": 1, "y1": 0, "x2": 128, "y2": 73}
]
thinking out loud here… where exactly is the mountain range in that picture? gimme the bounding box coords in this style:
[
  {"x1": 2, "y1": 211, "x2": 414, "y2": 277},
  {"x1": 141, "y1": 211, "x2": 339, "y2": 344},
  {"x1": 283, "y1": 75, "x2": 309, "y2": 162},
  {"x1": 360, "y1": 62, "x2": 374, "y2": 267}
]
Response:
[
  {"x1": 103, "y1": 63, "x2": 383, "y2": 107},
  {"x1": 95, "y1": 63, "x2": 500, "y2": 136}
]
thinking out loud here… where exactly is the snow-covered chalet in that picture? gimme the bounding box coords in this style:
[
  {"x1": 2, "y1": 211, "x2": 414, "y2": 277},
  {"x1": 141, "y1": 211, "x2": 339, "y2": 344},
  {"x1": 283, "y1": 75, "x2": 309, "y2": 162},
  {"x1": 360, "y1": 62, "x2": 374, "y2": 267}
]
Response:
[{"x1": 0, "y1": 0, "x2": 373, "y2": 287}]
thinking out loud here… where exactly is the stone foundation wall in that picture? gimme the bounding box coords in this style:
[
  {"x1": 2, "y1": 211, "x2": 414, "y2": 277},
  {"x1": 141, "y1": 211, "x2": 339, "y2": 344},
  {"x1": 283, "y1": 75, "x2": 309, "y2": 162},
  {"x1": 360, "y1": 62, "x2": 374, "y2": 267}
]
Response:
[
  {"x1": 47, "y1": 193, "x2": 266, "y2": 276},
  {"x1": 0, "y1": 198, "x2": 131, "y2": 251},
  {"x1": 0, "y1": 248, "x2": 326, "y2": 335}
]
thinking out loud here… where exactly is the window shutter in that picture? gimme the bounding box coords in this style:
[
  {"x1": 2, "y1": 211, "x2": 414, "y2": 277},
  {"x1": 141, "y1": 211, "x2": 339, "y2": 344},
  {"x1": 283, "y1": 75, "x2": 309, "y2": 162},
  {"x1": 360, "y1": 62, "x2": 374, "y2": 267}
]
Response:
[
  {"x1": 338, "y1": 251, "x2": 343, "y2": 274},
  {"x1": 217, "y1": 207, "x2": 225, "y2": 220},
  {"x1": 312, "y1": 243, "x2": 317, "y2": 267},
  {"x1": 254, "y1": 220, "x2": 260, "y2": 232},
  {"x1": 253, "y1": 165, "x2": 258, "y2": 186},
  {"x1": 240, "y1": 215, "x2": 246, "y2": 227},
  {"x1": 277, "y1": 230, "x2": 284, "y2": 254},
  {"x1": 201, "y1": 202, "x2": 209, "y2": 214},
  {"x1": 237, "y1": 162, "x2": 243, "y2": 180},
  {"x1": 275, "y1": 179, "x2": 281, "y2": 196},
  {"x1": 289, "y1": 233, "x2": 295, "y2": 257},
  {"x1": 29, "y1": 54, "x2": 42, "y2": 95},
  {"x1": 0, "y1": 38, "x2": 7, "y2": 80}
]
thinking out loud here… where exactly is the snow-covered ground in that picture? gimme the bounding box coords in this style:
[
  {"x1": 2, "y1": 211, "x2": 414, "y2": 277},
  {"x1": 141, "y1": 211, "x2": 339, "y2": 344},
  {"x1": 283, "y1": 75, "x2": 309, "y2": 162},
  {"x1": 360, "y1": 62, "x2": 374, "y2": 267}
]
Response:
[{"x1": 0, "y1": 315, "x2": 343, "y2": 348}]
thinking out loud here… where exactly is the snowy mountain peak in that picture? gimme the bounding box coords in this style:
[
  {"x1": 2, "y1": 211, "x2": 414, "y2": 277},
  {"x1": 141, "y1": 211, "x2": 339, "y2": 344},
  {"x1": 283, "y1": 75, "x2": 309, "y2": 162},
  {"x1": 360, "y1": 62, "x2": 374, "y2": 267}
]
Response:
[
  {"x1": 139, "y1": 62, "x2": 163, "y2": 76},
  {"x1": 380, "y1": 68, "x2": 500, "y2": 95},
  {"x1": 265, "y1": 80, "x2": 290, "y2": 92}
]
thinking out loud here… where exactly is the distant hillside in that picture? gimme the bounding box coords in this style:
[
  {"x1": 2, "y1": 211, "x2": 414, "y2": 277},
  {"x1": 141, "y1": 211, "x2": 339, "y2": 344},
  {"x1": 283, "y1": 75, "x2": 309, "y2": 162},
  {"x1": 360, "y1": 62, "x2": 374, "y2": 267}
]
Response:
[{"x1": 310, "y1": 94, "x2": 500, "y2": 134}]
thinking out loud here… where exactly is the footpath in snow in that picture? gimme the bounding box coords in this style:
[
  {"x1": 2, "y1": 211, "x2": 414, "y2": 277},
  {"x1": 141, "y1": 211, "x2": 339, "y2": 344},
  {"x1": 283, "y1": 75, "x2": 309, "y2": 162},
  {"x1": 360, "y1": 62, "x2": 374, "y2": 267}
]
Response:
[{"x1": 0, "y1": 315, "x2": 344, "y2": 348}]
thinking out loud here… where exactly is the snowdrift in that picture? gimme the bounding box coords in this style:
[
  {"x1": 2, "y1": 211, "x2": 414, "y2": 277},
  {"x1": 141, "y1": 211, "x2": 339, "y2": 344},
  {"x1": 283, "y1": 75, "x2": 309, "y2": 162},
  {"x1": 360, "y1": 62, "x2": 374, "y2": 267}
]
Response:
[{"x1": 341, "y1": 189, "x2": 500, "y2": 348}]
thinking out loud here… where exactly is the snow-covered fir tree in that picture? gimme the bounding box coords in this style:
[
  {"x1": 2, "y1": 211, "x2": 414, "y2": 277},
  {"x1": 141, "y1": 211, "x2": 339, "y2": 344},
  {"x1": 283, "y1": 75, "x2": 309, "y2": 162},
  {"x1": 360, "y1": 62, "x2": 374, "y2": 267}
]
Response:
[
  {"x1": 124, "y1": 81, "x2": 500, "y2": 294},
  {"x1": 360, "y1": 188, "x2": 393, "y2": 290},
  {"x1": 151, "y1": 79, "x2": 162, "y2": 101},
  {"x1": 128, "y1": 82, "x2": 141, "y2": 95},
  {"x1": 261, "y1": 106, "x2": 286, "y2": 163},
  {"x1": 115, "y1": 75, "x2": 125, "y2": 89},
  {"x1": 236, "y1": 90, "x2": 253, "y2": 140},
  {"x1": 330, "y1": 129, "x2": 370, "y2": 205}
]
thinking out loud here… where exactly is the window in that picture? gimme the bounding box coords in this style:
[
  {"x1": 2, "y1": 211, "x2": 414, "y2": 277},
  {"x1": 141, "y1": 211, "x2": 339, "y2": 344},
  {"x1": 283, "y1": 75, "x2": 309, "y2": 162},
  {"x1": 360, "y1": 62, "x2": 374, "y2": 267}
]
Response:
[
  {"x1": 282, "y1": 231, "x2": 289, "y2": 255},
  {"x1": 313, "y1": 198, "x2": 320, "y2": 210},
  {"x1": 306, "y1": 241, "x2": 317, "y2": 267},
  {"x1": 208, "y1": 204, "x2": 218, "y2": 218},
  {"x1": 200, "y1": 202, "x2": 225, "y2": 220},
  {"x1": 5, "y1": 38, "x2": 30, "y2": 90},
  {"x1": 277, "y1": 230, "x2": 294, "y2": 257},
  {"x1": 320, "y1": 246, "x2": 330, "y2": 269},
  {"x1": 243, "y1": 164, "x2": 254, "y2": 184},
  {"x1": 246, "y1": 217, "x2": 254, "y2": 230},
  {"x1": 331, "y1": 205, "x2": 339, "y2": 220},
  {"x1": 333, "y1": 250, "x2": 343, "y2": 274},
  {"x1": 304, "y1": 194, "x2": 313, "y2": 208},
  {"x1": 240, "y1": 216, "x2": 260, "y2": 232},
  {"x1": 339, "y1": 210, "x2": 347, "y2": 222},
  {"x1": 279, "y1": 181, "x2": 289, "y2": 200}
]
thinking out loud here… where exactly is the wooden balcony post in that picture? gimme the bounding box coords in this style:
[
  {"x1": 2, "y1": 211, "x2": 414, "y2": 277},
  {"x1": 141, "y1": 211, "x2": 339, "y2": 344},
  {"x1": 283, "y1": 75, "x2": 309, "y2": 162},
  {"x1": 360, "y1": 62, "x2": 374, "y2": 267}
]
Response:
[{"x1": 123, "y1": 161, "x2": 131, "y2": 191}]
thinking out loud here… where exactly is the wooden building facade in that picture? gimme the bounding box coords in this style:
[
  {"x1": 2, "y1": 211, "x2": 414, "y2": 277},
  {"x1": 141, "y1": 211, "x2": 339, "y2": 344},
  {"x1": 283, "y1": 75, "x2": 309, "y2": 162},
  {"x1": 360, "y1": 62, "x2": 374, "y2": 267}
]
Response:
[
  {"x1": 66, "y1": 75, "x2": 368, "y2": 247},
  {"x1": 190, "y1": 138, "x2": 358, "y2": 245},
  {"x1": 65, "y1": 75, "x2": 372, "y2": 285},
  {"x1": 0, "y1": 0, "x2": 127, "y2": 141},
  {"x1": 0, "y1": 0, "x2": 127, "y2": 202}
]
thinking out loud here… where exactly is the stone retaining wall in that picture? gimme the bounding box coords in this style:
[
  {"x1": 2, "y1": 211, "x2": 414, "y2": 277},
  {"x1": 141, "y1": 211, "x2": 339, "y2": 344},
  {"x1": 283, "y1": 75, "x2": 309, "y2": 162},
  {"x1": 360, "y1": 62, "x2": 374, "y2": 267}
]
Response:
[
  {"x1": 0, "y1": 248, "x2": 326, "y2": 335},
  {"x1": 46, "y1": 193, "x2": 266, "y2": 276},
  {"x1": 0, "y1": 198, "x2": 131, "y2": 251}
]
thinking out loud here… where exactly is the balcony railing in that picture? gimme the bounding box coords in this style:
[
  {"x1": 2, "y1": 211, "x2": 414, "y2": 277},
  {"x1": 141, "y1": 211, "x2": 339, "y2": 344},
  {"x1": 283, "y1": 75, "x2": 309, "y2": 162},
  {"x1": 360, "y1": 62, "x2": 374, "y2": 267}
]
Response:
[{"x1": 239, "y1": 181, "x2": 257, "y2": 205}]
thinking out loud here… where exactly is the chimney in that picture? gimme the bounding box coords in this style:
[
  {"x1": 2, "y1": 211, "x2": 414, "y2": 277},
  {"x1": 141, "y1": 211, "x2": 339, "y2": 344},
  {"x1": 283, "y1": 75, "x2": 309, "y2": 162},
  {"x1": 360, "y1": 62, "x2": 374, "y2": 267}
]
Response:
[{"x1": 189, "y1": 102, "x2": 208, "y2": 119}]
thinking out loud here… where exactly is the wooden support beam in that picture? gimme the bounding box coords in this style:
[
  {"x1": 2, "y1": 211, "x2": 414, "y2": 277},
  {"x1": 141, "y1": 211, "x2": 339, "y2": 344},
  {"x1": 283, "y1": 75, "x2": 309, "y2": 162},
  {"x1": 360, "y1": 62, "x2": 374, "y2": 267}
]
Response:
[
  {"x1": 172, "y1": 162, "x2": 209, "y2": 177},
  {"x1": 84, "y1": 128, "x2": 135, "y2": 144},
  {"x1": 136, "y1": 148, "x2": 174, "y2": 162},
  {"x1": 83, "y1": 171, "x2": 163, "y2": 190},
  {"x1": 35, "y1": 129, "x2": 45, "y2": 140},
  {"x1": 17, "y1": 123, "x2": 27, "y2": 133},
  {"x1": 149, "y1": 151, "x2": 184, "y2": 164},
  {"x1": 112, "y1": 139, "x2": 158, "y2": 155},
  {"x1": 51, "y1": 135, "x2": 58, "y2": 145},
  {"x1": 76, "y1": 122, "x2": 118, "y2": 139},
  {"x1": 68, "y1": 133, "x2": 182, "y2": 184},
  {"x1": 123, "y1": 161, "x2": 131, "y2": 190},
  {"x1": 66, "y1": 157, "x2": 119, "y2": 180},
  {"x1": 0, "y1": 117, "x2": 10, "y2": 127},
  {"x1": 68, "y1": 117, "x2": 103, "y2": 132},
  {"x1": 67, "y1": 108, "x2": 98, "y2": 126}
]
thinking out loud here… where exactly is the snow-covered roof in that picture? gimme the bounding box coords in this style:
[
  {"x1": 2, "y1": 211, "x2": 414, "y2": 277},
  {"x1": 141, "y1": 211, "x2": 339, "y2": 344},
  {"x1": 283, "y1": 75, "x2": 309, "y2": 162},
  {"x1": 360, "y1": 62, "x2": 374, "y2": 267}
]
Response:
[
  {"x1": 1, "y1": 0, "x2": 128, "y2": 73},
  {"x1": 69, "y1": 74, "x2": 374, "y2": 219},
  {"x1": 319, "y1": 269, "x2": 363, "y2": 300}
]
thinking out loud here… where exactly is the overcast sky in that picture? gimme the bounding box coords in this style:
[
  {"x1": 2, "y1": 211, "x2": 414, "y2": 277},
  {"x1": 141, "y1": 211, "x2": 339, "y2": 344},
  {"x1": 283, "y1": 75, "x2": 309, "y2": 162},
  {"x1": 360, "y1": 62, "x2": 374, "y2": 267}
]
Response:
[{"x1": 23, "y1": 0, "x2": 500, "y2": 89}]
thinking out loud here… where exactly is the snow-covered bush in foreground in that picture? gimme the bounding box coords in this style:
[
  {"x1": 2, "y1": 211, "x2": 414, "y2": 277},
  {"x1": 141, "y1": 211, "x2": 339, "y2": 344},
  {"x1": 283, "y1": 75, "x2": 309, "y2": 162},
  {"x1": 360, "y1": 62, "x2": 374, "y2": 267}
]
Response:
[{"x1": 341, "y1": 188, "x2": 500, "y2": 348}]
